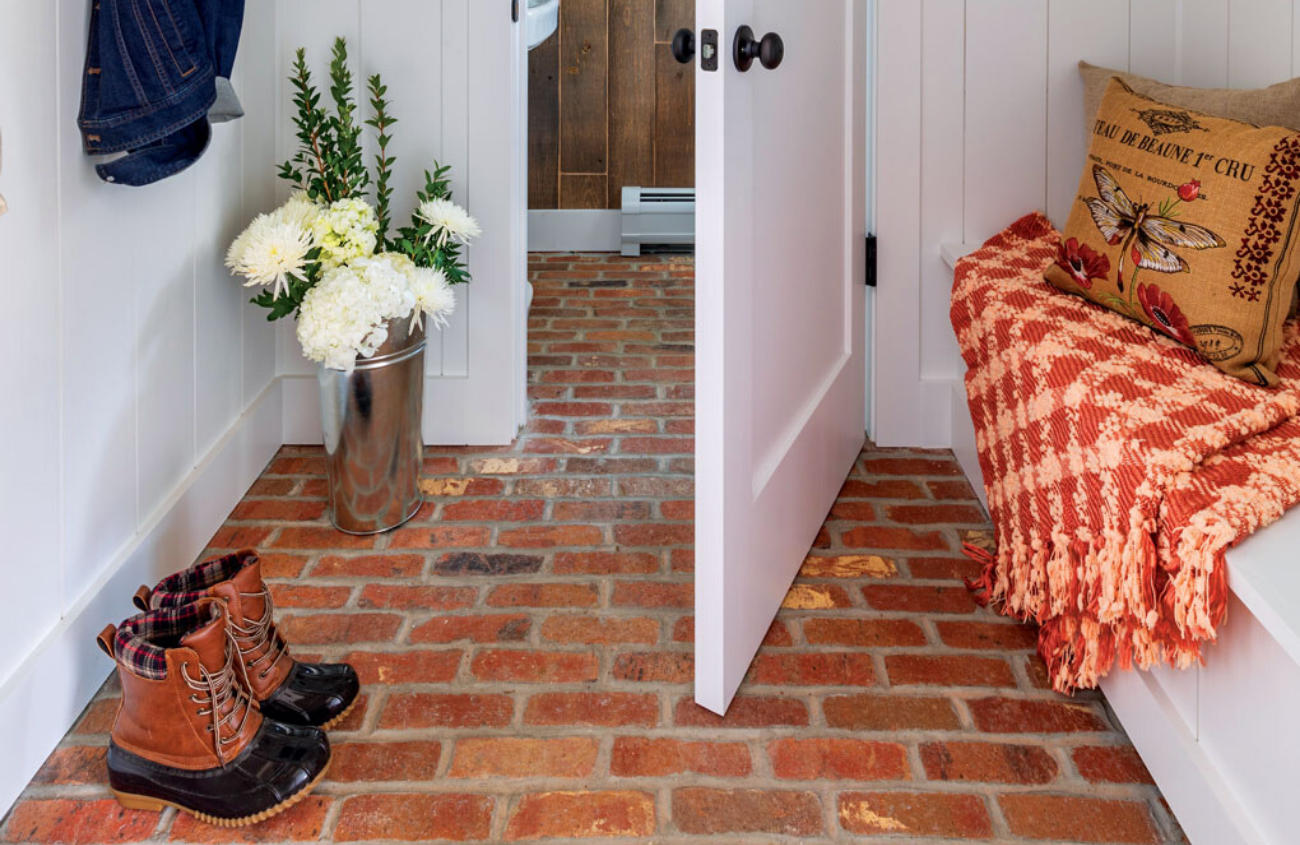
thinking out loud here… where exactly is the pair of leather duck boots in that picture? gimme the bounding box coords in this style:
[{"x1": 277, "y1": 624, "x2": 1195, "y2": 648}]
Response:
[{"x1": 97, "y1": 550, "x2": 359, "y2": 827}]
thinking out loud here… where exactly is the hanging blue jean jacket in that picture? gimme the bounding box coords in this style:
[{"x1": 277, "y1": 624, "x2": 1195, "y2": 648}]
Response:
[{"x1": 77, "y1": 0, "x2": 246, "y2": 186}]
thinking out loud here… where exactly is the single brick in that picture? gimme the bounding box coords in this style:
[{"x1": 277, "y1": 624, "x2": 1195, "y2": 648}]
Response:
[
  {"x1": 863, "y1": 584, "x2": 977, "y2": 613},
  {"x1": 470, "y1": 649, "x2": 598, "y2": 683},
  {"x1": 432, "y1": 552, "x2": 544, "y2": 576},
  {"x1": 798, "y1": 554, "x2": 898, "y2": 578},
  {"x1": 937, "y1": 620, "x2": 1039, "y2": 650},
  {"x1": 612, "y1": 581, "x2": 693, "y2": 608},
  {"x1": 920, "y1": 741, "x2": 1059, "y2": 784},
  {"x1": 554, "y1": 551, "x2": 659, "y2": 575},
  {"x1": 277, "y1": 613, "x2": 401, "y2": 644},
  {"x1": 379, "y1": 693, "x2": 514, "y2": 729},
  {"x1": 967, "y1": 697, "x2": 1108, "y2": 733},
  {"x1": 357, "y1": 584, "x2": 476, "y2": 611},
  {"x1": 409, "y1": 614, "x2": 530, "y2": 644},
  {"x1": 999, "y1": 794, "x2": 1159, "y2": 843},
  {"x1": 314, "y1": 554, "x2": 424, "y2": 578},
  {"x1": 541, "y1": 615, "x2": 660, "y2": 646},
  {"x1": 441, "y1": 499, "x2": 546, "y2": 521},
  {"x1": 341, "y1": 650, "x2": 462, "y2": 685},
  {"x1": 838, "y1": 791, "x2": 992, "y2": 838},
  {"x1": 497, "y1": 525, "x2": 604, "y2": 547},
  {"x1": 613, "y1": 651, "x2": 694, "y2": 683},
  {"x1": 389, "y1": 526, "x2": 492, "y2": 549},
  {"x1": 747, "y1": 652, "x2": 876, "y2": 687},
  {"x1": 487, "y1": 583, "x2": 600, "y2": 607},
  {"x1": 524, "y1": 692, "x2": 659, "y2": 727},
  {"x1": 823, "y1": 695, "x2": 960, "y2": 731},
  {"x1": 842, "y1": 525, "x2": 949, "y2": 551},
  {"x1": 802, "y1": 618, "x2": 926, "y2": 647},
  {"x1": 448, "y1": 737, "x2": 599, "y2": 779},
  {"x1": 335, "y1": 794, "x2": 492, "y2": 842},
  {"x1": 768, "y1": 738, "x2": 910, "y2": 781},
  {"x1": 672, "y1": 788, "x2": 822, "y2": 837},
  {"x1": 504, "y1": 791, "x2": 655, "y2": 840},
  {"x1": 885, "y1": 654, "x2": 1015, "y2": 687},
  {"x1": 330, "y1": 741, "x2": 442, "y2": 782},
  {"x1": 610, "y1": 737, "x2": 752, "y2": 778},
  {"x1": 1072, "y1": 745, "x2": 1155, "y2": 784}
]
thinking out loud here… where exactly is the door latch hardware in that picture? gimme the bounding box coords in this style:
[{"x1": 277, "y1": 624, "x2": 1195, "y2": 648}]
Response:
[{"x1": 700, "y1": 30, "x2": 720, "y2": 72}]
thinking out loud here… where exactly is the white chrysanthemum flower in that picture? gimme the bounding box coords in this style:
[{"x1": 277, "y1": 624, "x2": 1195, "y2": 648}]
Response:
[
  {"x1": 272, "y1": 191, "x2": 322, "y2": 230},
  {"x1": 313, "y1": 197, "x2": 380, "y2": 268},
  {"x1": 225, "y1": 214, "x2": 313, "y2": 299},
  {"x1": 408, "y1": 266, "x2": 455, "y2": 332},
  {"x1": 416, "y1": 198, "x2": 481, "y2": 247}
]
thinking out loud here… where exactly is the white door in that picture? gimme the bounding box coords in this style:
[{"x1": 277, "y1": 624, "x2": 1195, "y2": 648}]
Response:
[{"x1": 694, "y1": 0, "x2": 868, "y2": 714}]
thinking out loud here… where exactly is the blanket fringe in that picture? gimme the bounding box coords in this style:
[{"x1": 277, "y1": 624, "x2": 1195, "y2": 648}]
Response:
[{"x1": 972, "y1": 528, "x2": 1229, "y2": 694}]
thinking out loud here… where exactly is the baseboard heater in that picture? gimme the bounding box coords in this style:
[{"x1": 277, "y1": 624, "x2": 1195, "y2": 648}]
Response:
[{"x1": 621, "y1": 187, "x2": 695, "y2": 256}]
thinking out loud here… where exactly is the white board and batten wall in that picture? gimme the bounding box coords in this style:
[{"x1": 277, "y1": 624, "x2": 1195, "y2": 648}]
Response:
[
  {"x1": 0, "y1": 0, "x2": 281, "y2": 817},
  {"x1": 0, "y1": 0, "x2": 525, "y2": 818},
  {"x1": 875, "y1": 3, "x2": 1300, "y2": 844}
]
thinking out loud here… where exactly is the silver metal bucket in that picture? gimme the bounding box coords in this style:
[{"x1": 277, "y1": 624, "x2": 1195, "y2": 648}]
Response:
[{"x1": 318, "y1": 319, "x2": 426, "y2": 535}]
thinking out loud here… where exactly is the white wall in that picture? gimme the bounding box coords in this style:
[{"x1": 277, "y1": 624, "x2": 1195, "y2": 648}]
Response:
[
  {"x1": 874, "y1": 0, "x2": 1300, "y2": 447},
  {"x1": 0, "y1": 0, "x2": 281, "y2": 815},
  {"x1": 275, "y1": 0, "x2": 528, "y2": 446}
]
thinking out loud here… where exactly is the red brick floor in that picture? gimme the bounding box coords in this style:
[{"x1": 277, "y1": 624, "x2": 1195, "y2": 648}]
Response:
[{"x1": 2, "y1": 254, "x2": 1186, "y2": 843}]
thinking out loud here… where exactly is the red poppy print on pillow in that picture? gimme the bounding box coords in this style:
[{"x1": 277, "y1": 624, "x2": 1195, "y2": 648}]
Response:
[
  {"x1": 1138, "y1": 283, "x2": 1196, "y2": 346},
  {"x1": 1055, "y1": 238, "x2": 1111, "y2": 290}
]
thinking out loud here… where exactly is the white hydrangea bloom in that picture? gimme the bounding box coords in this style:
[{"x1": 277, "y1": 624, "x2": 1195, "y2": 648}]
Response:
[
  {"x1": 225, "y1": 213, "x2": 314, "y2": 299},
  {"x1": 408, "y1": 265, "x2": 456, "y2": 332},
  {"x1": 416, "y1": 198, "x2": 481, "y2": 247},
  {"x1": 313, "y1": 197, "x2": 379, "y2": 268},
  {"x1": 295, "y1": 252, "x2": 423, "y2": 372}
]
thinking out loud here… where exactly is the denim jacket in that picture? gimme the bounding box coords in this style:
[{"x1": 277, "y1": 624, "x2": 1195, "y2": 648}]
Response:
[{"x1": 77, "y1": 0, "x2": 246, "y2": 187}]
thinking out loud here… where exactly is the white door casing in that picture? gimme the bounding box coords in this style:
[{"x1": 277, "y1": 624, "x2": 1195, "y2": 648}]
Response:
[{"x1": 694, "y1": 0, "x2": 868, "y2": 714}]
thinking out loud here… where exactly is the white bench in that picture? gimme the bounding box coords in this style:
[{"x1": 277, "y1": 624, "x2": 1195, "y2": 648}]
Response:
[{"x1": 943, "y1": 243, "x2": 1300, "y2": 845}]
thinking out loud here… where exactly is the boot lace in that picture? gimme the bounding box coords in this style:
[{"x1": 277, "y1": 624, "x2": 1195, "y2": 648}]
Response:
[
  {"x1": 229, "y1": 587, "x2": 290, "y2": 680},
  {"x1": 181, "y1": 629, "x2": 256, "y2": 766}
]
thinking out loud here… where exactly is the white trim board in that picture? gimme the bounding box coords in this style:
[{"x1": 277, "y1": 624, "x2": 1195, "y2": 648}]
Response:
[
  {"x1": 528, "y1": 209, "x2": 621, "y2": 252},
  {"x1": 0, "y1": 380, "x2": 283, "y2": 819}
]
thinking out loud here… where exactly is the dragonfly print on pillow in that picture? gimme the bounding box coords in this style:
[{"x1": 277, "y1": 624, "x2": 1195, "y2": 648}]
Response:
[{"x1": 1083, "y1": 164, "x2": 1225, "y2": 298}]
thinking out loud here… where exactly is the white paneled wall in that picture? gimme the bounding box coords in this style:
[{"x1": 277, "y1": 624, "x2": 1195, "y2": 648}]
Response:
[
  {"x1": 0, "y1": 0, "x2": 279, "y2": 816},
  {"x1": 875, "y1": 0, "x2": 1300, "y2": 446},
  {"x1": 274, "y1": 0, "x2": 527, "y2": 446}
]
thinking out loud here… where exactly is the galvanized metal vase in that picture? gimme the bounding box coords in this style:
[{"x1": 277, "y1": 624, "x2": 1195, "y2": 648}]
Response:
[{"x1": 318, "y1": 319, "x2": 426, "y2": 535}]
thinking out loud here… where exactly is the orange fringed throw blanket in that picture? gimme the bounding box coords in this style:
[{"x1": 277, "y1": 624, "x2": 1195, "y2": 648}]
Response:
[{"x1": 952, "y1": 213, "x2": 1300, "y2": 693}]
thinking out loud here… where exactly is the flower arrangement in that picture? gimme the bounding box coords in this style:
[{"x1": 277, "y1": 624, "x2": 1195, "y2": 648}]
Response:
[{"x1": 226, "y1": 38, "x2": 479, "y2": 372}]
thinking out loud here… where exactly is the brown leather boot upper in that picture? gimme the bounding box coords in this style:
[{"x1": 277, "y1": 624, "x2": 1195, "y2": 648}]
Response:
[
  {"x1": 209, "y1": 557, "x2": 294, "y2": 700},
  {"x1": 137, "y1": 550, "x2": 294, "y2": 702},
  {"x1": 104, "y1": 599, "x2": 262, "y2": 771}
]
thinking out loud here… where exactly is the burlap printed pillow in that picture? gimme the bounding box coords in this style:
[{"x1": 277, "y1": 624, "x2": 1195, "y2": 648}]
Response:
[{"x1": 1045, "y1": 79, "x2": 1300, "y2": 386}]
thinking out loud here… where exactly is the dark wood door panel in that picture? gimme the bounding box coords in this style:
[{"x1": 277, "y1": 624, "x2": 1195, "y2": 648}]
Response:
[{"x1": 530, "y1": 0, "x2": 695, "y2": 210}]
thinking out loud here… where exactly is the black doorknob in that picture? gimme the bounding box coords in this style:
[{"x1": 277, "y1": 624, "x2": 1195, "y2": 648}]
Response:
[
  {"x1": 671, "y1": 28, "x2": 695, "y2": 64},
  {"x1": 733, "y1": 25, "x2": 784, "y2": 72}
]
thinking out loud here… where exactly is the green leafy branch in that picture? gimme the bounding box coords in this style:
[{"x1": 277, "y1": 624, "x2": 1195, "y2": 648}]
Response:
[
  {"x1": 393, "y1": 166, "x2": 472, "y2": 285},
  {"x1": 366, "y1": 74, "x2": 397, "y2": 248}
]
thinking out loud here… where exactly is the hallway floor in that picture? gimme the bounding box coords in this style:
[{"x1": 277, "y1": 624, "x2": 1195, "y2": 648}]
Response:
[{"x1": 4, "y1": 254, "x2": 1184, "y2": 844}]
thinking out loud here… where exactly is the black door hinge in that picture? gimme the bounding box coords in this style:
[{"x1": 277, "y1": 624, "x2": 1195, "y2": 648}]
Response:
[
  {"x1": 512, "y1": 0, "x2": 519, "y2": 23},
  {"x1": 864, "y1": 234, "x2": 877, "y2": 287}
]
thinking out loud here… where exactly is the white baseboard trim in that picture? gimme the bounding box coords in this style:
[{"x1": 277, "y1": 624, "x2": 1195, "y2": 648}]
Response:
[
  {"x1": 1102, "y1": 666, "x2": 1258, "y2": 845},
  {"x1": 0, "y1": 380, "x2": 283, "y2": 818},
  {"x1": 528, "y1": 209, "x2": 620, "y2": 252}
]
